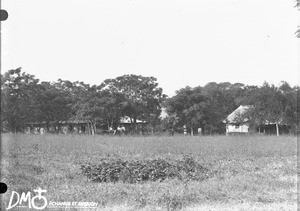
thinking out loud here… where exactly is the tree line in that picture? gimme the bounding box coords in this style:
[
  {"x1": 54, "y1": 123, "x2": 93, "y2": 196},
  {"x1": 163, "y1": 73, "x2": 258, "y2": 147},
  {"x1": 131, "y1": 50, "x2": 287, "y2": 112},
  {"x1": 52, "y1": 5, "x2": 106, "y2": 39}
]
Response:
[
  {"x1": 1, "y1": 68, "x2": 165, "y2": 133},
  {"x1": 1, "y1": 68, "x2": 299, "y2": 135},
  {"x1": 165, "y1": 82, "x2": 299, "y2": 135}
]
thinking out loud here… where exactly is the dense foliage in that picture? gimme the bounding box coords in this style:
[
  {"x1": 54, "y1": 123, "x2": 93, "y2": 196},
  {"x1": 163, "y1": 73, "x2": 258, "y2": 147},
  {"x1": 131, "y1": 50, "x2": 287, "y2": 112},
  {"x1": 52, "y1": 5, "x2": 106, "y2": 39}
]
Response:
[
  {"x1": 1, "y1": 68, "x2": 165, "y2": 133},
  {"x1": 80, "y1": 155, "x2": 210, "y2": 183}
]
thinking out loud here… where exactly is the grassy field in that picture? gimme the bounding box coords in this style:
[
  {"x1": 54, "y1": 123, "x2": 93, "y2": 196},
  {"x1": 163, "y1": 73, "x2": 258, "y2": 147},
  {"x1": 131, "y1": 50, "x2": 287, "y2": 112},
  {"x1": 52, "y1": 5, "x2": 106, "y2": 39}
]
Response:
[{"x1": 0, "y1": 134, "x2": 298, "y2": 210}]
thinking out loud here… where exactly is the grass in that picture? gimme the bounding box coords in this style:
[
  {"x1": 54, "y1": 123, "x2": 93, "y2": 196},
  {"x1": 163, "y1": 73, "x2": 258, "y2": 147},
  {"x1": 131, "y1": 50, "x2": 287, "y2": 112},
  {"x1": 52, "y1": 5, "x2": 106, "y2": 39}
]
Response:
[{"x1": 0, "y1": 134, "x2": 297, "y2": 210}]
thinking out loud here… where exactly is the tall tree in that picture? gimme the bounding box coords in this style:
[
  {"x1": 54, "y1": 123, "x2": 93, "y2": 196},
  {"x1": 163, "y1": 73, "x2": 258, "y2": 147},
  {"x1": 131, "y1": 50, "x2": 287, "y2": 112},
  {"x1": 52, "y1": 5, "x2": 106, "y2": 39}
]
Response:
[
  {"x1": 244, "y1": 82, "x2": 287, "y2": 136},
  {"x1": 278, "y1": 82, "x2": 299, "y2": 133},
  {"x1": 1, "y1": 68, "x2": 40, "y2": 132},
  {"x1": 100, "y1": 74, "x2": 166, "y2": 132},
  {"x1": 166, "y1": 86, "x2": 207, "y2": 135},
  {"x1": 202, "y1": 82, "x2": 240, "y2": 134},
  {"x1": 34, "y1": 81, "x2": 74, "y2": 132},
  {"x1": 74, "y1": 89, "x2": 127, "y2": 133}
]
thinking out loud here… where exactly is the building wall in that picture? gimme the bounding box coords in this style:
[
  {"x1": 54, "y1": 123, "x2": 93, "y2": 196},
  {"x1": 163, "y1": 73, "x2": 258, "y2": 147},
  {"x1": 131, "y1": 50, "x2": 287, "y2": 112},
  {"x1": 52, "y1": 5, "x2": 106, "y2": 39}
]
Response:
[{"x1": 226, "y1": 123, "x2": 249, "y2": 134}]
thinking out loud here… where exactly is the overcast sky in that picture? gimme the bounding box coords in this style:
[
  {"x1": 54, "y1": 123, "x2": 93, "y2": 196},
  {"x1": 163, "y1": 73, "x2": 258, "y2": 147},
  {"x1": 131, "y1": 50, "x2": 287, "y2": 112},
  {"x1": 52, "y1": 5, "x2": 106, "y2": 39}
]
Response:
[{"x1": 1, "y1": 0, "x2": 298, "y2": 96}]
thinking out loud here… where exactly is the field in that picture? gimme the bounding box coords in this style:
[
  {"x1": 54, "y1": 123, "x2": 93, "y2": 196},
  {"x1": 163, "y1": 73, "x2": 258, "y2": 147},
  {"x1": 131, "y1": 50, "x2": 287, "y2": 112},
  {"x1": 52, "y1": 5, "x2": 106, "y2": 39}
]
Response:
[{"x1": 0, "y1": 134, "x2": 298, "y2": 210}]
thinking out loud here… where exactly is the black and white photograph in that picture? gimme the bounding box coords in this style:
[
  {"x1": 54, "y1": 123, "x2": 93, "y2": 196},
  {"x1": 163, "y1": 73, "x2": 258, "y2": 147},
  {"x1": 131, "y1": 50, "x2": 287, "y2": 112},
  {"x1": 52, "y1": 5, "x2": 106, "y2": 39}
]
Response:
[{"x1": 0, "y1": 0, "x2": 299, "y2": 210}]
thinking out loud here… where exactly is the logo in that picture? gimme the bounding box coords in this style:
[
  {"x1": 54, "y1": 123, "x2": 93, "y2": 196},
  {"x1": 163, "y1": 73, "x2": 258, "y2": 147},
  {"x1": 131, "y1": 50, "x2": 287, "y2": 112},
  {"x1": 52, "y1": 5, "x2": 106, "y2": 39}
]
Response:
[
  {"x1": 7, "y1": 188, "x2": 99, "y2": 210},
  {"x1": 7, "y1": 187, "x2": 47, "y2": 210}
]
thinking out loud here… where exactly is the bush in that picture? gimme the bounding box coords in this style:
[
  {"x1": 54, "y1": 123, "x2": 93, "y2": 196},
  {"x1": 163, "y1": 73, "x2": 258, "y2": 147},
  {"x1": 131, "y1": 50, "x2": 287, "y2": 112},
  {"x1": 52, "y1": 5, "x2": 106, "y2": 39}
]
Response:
[{"x1": 80, "y1": 155, "x2": 210, "y2": 183}]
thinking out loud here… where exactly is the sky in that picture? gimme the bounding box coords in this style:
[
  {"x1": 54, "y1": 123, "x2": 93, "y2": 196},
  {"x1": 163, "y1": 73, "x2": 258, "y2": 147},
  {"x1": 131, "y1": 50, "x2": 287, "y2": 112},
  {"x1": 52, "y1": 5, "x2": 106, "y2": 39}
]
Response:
[{"x1": 1, "y1": 0, "x2": 299, "y2": 96}]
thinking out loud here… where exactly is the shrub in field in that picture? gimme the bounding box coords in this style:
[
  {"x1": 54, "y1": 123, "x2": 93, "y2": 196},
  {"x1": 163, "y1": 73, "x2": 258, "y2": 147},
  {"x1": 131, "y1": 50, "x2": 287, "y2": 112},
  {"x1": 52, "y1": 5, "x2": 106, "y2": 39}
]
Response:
[{"x1": 80, "y1": 155, "x2": 210, "y2": 183}]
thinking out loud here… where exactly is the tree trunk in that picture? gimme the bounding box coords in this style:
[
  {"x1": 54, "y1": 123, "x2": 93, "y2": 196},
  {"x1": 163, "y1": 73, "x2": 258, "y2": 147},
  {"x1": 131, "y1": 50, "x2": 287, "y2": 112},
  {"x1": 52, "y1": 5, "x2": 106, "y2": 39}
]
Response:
[
  {"x1": 87, "y1": 122, "x2": 91, "y2": 135},
  {"x1": 91, "y1": 122, "x2": 95, "y2": 135},
  {"x1": 294, "y1": 124, "x2": 298, "y2": 135},
  {"x1": 191, "y1": 128, "x2": 193, "y2": 136},
  {"x1": 92, "y1": 126, "x2": 95, "y2": 135},
  {"x1": 46, "y1": 123, "x2": 49, "y2": 132},
  {"x1": 134, "y1": 117, "x2": 137, "y2": 134},
  {"x1": 276, "y1": 123, "x2": 279, "y2": 136},
  {"x1": 258, "y1": 127, "x2": 260, "y2": 133}
]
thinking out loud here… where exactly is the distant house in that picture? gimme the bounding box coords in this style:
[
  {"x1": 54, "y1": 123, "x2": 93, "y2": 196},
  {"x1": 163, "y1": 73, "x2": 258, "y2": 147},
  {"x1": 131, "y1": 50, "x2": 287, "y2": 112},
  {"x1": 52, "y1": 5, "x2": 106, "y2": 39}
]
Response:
[
  {"x1": 224, "y1": 105, "x2": 291, "y2": 135},
  {"x1": 223, "y1": 105, "x2": 254, "y2": 135}
]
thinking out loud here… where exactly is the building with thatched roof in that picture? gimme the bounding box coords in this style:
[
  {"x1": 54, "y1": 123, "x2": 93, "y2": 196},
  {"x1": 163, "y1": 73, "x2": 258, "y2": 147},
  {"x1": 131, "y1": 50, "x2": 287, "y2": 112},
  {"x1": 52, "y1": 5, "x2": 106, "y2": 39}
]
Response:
[
  {"x1": 223, "y1": 105, "x2": 254, "y2": 135},
  {"x1": 224, "y1": 105, "x2": 291, "y2": 135}
]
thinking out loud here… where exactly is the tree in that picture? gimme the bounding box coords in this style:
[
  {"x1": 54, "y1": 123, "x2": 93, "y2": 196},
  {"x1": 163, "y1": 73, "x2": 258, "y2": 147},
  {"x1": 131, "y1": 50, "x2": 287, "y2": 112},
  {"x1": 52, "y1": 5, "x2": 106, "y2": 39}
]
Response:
[
  {"x1": 74, "y1": 89, "x2": 127, "y2": 133},
  {"x1": 100, "y1": 74, "x2": 166, "y2": 133},
  {"x1": 34, "y1": 81, "x2": 74, "y2": 132},
  {"x1": 202, "y1": 82, "x2": 240, "y2": 134},
  {"x1": 166, "y1": 86, "x2": 207, "y2": 135},
  {"x1": 162, "y1": 113, "x2": 179, "y2": 135},
  {"x1": 278, "y1": 82, "x2": 299, "y2": 134},
  {"x1": 244, "y1": 82, "x2": 286, "y2": 136},
  {"x1": 64, "y1": 81, "x2": 101, "y2": 135},
  {"x1": 1, "y1": 68, "x2": 40, "y2": 132}
]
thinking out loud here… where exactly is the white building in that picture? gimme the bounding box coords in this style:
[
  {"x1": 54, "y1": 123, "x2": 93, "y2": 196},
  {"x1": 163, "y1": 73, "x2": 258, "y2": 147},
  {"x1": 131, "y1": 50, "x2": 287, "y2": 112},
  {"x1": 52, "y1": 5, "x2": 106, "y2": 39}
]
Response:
[
  {"x1": 223, "y1": 105, "x2": 253, "y2": 134},
  {"x1": 224, "y1": 105, "x2": 292, "y2": 135}
]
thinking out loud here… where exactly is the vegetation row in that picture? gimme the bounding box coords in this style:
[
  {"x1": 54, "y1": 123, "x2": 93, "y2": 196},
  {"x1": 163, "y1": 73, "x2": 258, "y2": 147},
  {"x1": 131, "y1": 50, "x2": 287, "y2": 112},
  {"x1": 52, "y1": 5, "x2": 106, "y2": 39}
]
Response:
[{"x1": 80, "y1": 155, "x2": 211, "y2": 183}]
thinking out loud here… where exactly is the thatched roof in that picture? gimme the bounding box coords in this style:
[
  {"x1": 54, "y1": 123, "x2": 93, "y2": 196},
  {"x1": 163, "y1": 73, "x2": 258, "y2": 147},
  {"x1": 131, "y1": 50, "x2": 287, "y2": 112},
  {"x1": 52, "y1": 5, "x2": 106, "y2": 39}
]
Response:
[{"x1": 224, "y1": 105, "x2": 251, "y2": 124}]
